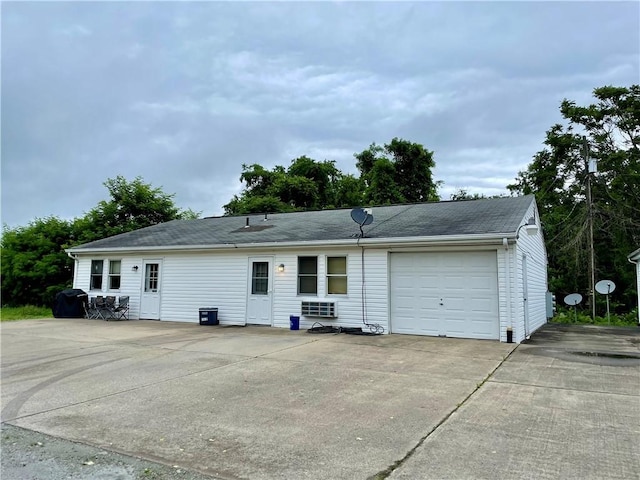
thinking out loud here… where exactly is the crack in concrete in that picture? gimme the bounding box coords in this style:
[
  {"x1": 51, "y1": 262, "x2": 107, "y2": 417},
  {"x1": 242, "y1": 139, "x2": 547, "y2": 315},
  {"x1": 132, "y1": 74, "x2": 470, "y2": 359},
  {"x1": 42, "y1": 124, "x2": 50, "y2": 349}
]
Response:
[
  {"x1": 367, "y1": 347, "x2": 520, "y2": 480},
  {"x1": 488, "y1": 378, "x2": 640, "y2": 397}
]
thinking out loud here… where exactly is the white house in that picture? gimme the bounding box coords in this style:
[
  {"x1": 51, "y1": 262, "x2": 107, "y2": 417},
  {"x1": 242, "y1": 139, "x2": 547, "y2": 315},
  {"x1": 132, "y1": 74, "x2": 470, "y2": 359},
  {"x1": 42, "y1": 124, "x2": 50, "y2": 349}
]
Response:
[
  {"x1": 67, "y1": 195, "x2": 549, "y2": 343},
  {"x1": 628, "y1": 248, "x2": 640, "y2": 325}
]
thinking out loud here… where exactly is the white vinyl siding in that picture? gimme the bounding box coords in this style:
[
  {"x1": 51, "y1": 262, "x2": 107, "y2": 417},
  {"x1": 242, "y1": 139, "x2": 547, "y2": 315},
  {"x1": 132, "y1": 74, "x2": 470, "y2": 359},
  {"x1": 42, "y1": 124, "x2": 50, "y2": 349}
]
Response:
[
  {"x1": 498, "y1": 245, "x2": 515, "y2": 343},
  {"x1": 160, "y1": 253, "x2": 247, "y2": 325},
  {"x1": 515, "y1": 202, "x2": 548, "y2": 341},
  {"x1": 273, "y1": 249, "x2": 388, "y2": 332},
  {"x1": 152, "y1": 248, "x2": 388, "y2": 330}
]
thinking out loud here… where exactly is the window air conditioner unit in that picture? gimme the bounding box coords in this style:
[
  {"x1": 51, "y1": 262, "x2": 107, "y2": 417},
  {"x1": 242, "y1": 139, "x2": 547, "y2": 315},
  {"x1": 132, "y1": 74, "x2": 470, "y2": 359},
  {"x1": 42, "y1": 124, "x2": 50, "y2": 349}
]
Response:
[{"x1": 301, "y1": 301, "x2": 337, "y2": 318}]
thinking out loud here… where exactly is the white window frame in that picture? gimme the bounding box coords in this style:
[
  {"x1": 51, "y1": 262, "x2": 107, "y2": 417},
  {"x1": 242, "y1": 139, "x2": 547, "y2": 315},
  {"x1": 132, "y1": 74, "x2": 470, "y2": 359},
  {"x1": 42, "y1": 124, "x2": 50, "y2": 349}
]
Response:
[
  {"x1": 297, "y1": 256, "x2": 318, "y2": 295},
  {"x1": 108, "y1": 260, "x2": 122, "y2": 291},
  {"x1": 326, "y1": 256, "x2": 348, "y2": 295},
  {"x1": 90, "y1": 260, "x2": 104, "y2": 291}
]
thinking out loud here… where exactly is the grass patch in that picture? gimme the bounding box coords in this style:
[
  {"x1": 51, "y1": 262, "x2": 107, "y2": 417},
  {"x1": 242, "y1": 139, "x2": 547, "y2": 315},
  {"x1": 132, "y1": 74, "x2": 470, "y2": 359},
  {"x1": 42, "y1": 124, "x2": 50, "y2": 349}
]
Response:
[{"x1": 1, "y1": 306, "x2": 52, "y2": 322}]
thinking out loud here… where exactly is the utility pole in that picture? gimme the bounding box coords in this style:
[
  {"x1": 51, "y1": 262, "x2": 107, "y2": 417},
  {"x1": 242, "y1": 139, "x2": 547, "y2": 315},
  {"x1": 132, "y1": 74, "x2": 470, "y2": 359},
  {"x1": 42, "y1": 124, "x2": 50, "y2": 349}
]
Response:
[{"x1": 584, "y1": 136, "x2": 596, "y2": 320}]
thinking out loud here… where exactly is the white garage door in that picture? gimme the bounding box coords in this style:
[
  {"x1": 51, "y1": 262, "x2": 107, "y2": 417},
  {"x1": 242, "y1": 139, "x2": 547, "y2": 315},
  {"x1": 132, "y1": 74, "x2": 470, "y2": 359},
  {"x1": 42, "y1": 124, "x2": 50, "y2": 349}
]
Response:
[{"x1": 390, "y1": 251, "x2": 499, "y2": 339}]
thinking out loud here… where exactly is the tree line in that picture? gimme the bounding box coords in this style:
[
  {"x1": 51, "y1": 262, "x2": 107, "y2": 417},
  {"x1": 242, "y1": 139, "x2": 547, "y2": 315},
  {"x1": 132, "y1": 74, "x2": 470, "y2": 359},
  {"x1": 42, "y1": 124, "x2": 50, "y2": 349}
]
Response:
[
  {"x1": 508, "y1": 85, "x2": 639, "y2": 312},
  {"x1": 2, "y1": 85, "x2": 638, "y2": 314},
  {"x1": 223, "y1": 138, "x2": 439, "y2": 215}
]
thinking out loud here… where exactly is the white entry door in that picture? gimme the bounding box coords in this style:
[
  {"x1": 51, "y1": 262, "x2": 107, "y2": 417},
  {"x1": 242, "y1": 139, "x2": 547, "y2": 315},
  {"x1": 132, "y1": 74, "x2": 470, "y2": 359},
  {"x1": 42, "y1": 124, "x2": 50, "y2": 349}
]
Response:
[
  {"x1": 246, "y1": 257, "x2": 273, "y2": 325},
  {"x1": 140, "y1": 260, "x2": 162, "y2": 320}
]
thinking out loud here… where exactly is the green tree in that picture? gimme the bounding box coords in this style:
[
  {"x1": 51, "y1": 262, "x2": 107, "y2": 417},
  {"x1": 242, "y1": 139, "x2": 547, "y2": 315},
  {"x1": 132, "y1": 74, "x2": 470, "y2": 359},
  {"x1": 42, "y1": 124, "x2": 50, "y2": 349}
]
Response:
[
  {"x1": 1, "y1": 176, "x2": 198, "y2": 307},
  {"x1": 74, "y1": 176, "x2": 198, "y2": 244},
  {"x1": 1, "y1": 217, "x2": 75, "y2": 307},
  {"x1": 449, "y1": 189, "x2": 508, "y2": 201},
  {"x1": 449, "y1": 189, "x2": 486, "y2": 201},
  {"x1": 224, "y1": 164, "x2": 297, "y2": 215},
  {"x1": 287, "y1": 156, "x2": 342, "y2": 207},
  {"x1": 366, "y1": 158, "x2": 406, "y2": 204},
  {"x1": 224, "y1": 158, "x2": 359, "y2": 215},
  {"x1": 333, "y1": 174, "x2": 365, "y2": 208},
  {"x1": 355, "y1": 138, "x2": 439, "y2": 204},
  {"x1": 509, "y1": 85, "x2": 640, "y2": 311}
]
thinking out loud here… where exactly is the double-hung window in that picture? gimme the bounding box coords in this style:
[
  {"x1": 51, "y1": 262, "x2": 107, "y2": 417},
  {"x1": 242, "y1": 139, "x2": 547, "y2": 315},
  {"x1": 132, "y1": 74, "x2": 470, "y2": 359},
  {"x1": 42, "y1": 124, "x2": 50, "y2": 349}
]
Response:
[
  {"x1": 298, "y1": 256, "x2": 318, "y2": 295},
  {"x1": 327, "y1": 256, "x2": 347, "y2": 294},
  {"x1": 90, "y1": 260, "x2": 103, "y2": 290},
  {"x1": 108, "y1": 260, "x2": 121, "y2": 290}
]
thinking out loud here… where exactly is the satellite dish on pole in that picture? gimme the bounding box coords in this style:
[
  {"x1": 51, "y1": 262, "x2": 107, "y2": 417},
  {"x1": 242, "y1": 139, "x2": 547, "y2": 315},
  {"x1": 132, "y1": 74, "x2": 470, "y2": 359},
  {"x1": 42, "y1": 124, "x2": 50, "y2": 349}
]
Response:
[
  {"x1": 595, "y1": 280, "x2": 616, "y2": 295},
  {"x1": 595, "y1": 279, "x2": 616, "y2": 324},
  {"x1": 564, "y1": 293, "x2": 583, "y2": 322},
  {"x1": 564, "y1": 293, "x2": 583, "y2": 306},
  {"x1": 350, "y1": 207, "x2": 374, "y2": 237}
]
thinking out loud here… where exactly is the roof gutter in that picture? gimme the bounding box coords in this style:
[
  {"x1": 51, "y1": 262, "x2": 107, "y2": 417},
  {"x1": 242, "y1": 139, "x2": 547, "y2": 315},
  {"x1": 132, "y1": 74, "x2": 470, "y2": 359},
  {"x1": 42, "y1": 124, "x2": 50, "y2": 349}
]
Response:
[{"x1": 66, "y1": 232, "x2": 515, "y2": 255}]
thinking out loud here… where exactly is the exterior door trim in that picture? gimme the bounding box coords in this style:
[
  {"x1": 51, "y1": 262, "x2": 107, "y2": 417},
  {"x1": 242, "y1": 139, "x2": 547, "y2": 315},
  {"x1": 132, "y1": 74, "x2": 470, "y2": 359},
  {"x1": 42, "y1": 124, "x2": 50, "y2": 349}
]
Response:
[{"x1": 140, "y1": 259, "x2": 162, "y2": 320}]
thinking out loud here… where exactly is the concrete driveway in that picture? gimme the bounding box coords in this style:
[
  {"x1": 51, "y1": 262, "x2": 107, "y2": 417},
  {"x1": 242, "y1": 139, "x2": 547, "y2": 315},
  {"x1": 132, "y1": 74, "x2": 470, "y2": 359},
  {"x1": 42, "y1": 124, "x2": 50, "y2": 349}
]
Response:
[
  {"x1": 389, "y1": 323, "x2": 640, "y2": 480},
  {"x1": 1, "y1": 318, "x2": 514, "y2": 479},
  {"x1": 2, "y1": 320, "x2": 638, "y2": 480}
]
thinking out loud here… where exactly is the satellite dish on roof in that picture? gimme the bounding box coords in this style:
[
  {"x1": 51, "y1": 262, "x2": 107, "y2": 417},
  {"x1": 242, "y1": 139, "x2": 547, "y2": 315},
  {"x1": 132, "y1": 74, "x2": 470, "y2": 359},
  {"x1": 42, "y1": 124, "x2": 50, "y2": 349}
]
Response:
[
  {"x1": 350, "y1": 207, "x2": 374, "y2": 237},
  {"x1": 350, "y1": 208, "x2": 373, "y2": 226}
]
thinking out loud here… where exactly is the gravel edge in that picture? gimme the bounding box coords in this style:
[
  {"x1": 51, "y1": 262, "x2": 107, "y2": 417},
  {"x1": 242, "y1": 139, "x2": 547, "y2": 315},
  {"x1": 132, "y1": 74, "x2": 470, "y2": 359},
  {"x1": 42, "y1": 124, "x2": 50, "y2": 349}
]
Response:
[{"x1": 1, "y1": 424, "x2": 221, "y2": 480}]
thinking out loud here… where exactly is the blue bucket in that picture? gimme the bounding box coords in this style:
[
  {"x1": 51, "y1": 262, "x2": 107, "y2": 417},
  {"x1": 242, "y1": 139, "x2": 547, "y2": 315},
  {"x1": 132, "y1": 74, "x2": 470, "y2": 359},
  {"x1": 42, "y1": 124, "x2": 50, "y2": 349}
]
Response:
[{"x1": 289, "y1": 315, "x2": 300, "y2": 331}]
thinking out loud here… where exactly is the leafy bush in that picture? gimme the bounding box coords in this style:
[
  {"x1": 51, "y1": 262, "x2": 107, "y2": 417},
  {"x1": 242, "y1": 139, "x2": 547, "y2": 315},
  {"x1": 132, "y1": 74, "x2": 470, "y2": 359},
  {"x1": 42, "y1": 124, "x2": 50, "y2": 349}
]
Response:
[{"x1": 552, "y1": 307, "x2": 638, "y2": 327}]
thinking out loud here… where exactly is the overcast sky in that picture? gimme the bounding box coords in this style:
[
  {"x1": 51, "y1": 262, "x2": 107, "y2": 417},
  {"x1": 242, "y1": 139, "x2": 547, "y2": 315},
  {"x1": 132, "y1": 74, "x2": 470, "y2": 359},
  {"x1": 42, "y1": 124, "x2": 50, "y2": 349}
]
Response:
[{"x1": 2, "y1": 1, "x2": 638, "y2": 228}]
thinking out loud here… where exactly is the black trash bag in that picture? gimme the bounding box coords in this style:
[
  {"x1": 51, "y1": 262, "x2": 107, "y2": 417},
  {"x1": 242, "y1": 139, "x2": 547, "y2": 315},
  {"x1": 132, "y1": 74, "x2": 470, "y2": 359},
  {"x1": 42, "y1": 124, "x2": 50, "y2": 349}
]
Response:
[{"x1": 52, "y1": 289, "x2": 88, "y2": 318}]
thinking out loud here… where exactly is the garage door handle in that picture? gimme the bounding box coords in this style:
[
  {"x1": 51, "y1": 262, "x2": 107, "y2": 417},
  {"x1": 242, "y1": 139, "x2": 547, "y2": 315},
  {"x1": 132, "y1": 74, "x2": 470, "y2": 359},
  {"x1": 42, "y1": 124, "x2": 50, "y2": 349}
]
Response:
[{"x1": 439, "y1": 299, "x2": 444, "y2": 305}]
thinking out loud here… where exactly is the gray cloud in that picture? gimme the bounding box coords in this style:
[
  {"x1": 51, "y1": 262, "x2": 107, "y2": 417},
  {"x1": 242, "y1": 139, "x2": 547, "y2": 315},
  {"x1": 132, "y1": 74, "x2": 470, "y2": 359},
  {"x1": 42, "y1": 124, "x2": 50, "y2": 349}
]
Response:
[{"x1": 2, "y1": 2, "x2": 638, "y2": 227}]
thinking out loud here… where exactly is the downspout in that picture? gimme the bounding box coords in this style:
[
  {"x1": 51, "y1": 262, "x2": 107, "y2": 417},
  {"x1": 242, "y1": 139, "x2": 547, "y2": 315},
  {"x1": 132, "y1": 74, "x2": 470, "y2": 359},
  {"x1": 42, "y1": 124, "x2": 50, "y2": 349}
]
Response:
[
  {"x1": 66, "y1": 251, "x2": 79, "y2": 289},
  {"x1": 503, "y1": 238, "x2": 513, "y2": 343}
]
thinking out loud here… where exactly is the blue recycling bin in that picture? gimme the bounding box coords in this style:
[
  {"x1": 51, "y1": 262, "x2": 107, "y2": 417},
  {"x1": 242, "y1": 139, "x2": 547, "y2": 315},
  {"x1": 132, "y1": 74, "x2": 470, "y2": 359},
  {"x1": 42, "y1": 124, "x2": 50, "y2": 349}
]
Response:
[
  {"x1": 289, "y1": 315, "x2": 300, "y2": 331},
  {"x1": 199, "y1": 308, "x2": 219, "y2": 325}
]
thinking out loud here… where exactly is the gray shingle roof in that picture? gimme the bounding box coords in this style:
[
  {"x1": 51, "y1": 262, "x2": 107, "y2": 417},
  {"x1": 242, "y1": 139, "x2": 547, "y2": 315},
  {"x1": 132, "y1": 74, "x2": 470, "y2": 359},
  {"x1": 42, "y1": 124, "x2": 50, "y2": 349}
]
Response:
[{"x1": 69, "y1": 195, "x2": 536, "y2": 251}]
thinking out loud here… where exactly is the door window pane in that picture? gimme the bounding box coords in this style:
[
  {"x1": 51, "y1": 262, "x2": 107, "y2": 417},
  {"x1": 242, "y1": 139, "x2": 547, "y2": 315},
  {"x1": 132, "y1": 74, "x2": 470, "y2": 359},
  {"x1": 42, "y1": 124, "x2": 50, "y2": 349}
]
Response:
[
  {"x1": 145, "y1": 264, "x2": 159, "y2": 292},
  {"x1": 252, "y1": 262, "x2": 269, "y2": 295}
]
